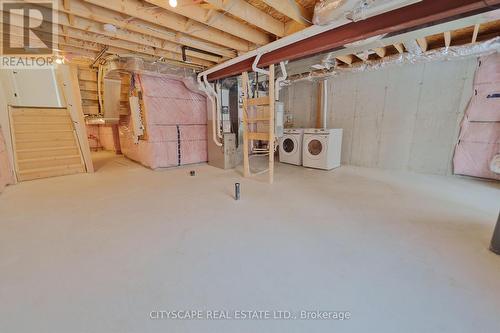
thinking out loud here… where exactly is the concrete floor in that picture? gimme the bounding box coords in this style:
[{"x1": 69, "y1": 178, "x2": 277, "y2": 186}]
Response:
[{"x1": 1, "y1": 151, "x2": 499, "y2": 333}]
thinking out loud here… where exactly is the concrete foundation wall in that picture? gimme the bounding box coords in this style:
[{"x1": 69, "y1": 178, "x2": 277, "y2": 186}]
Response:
[{"x1": 283, "y1": 58, "x2": 478, "y2": 175}]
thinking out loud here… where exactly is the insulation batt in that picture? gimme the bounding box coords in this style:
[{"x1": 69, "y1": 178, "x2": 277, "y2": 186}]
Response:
[
  {"x1": 0, "y1": 126, "x2": 14, "y2": 192},
  {"x1": 86, "y1": 124, "x2": 121, "y2": 152},
  {"x1": 119, "y1": 75, "x2": 207, "y2": 169},
  {"x1": 453, "y1": 53, "x2": 500, "y2": 180},
  {"x1": 313, "y1": 0, "x2": 358, "y2": 25}
]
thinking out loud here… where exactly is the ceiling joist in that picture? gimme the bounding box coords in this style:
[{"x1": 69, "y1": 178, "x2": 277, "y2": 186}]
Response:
[
  {"x1": 143, "y1": 0, "x2": 271, "y2": 45},
  {"x1": 80, "y1": 0, "x2": 251, "y2": 52},
  {"x1": 204, "y1": 0, "x2": 285, "y2": 37},
  {"x1": 261, "y1": 0, "x2": 312, "y2": 27}
]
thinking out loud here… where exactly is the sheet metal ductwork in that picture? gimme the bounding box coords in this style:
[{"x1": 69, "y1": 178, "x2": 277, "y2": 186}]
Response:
[
  {"x1": 87, "y1": 57, "x2": 200, "y2": 125},
  {"x1": 103, "y1": 57, "x2": 197, "y2": 79}
]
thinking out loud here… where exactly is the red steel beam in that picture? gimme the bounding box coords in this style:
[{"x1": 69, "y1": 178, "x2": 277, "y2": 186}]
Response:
[{"x1": 208, "y1": 0, "x2": 500, "y2": 81}]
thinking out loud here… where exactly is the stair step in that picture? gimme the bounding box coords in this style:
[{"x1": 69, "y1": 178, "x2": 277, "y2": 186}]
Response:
[
  {"x1": 18, "y1": 164, "x2": 84, "y2": 182},
  {"x1": 13, "y1": 116, "x2": 71, "y2": 124},
  {"x1": 15, "y1": 130, "x2": 73, "y2": 134},
  {"x1": 19, "y1": 163, "x2": 84, "y2": 174},
  {"x1": 247, "y1": 117, "x2": 271, "y2": 123},
  {"x1": 18, "y1": 155, "x2": 82, "y2": 171},
  {"x1": 247, "y1": 97, "x2": 270, "y2": 106},
  {"x1": 17, "y1": 146, "x2": 77, "y2": 153},
  {"x1": 18, "y1": 154, "x2": 81, "y2": 163},
  {"x1": 17, "y1": 146, "x2": 80, "y2": 160},
  {"x1": 248, "y1": 132, "x2": 271, "y2": 141}
]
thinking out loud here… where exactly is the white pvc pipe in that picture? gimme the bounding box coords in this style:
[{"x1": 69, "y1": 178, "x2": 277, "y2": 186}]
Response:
[
  {"x1": 322, "y1": 80, "x2": 328, "y2": 129},
  {"x1": 275, "y1": 61, "x2": 288, "y2": 101},
  {"x1": 252, "y1": 52, "x2": 270, "y2": 76},
  {"x1": 198, "y1": 75, "x2": 222, "y2": 147},
  {"x1": 203, "y1": 75, "x2": 223, "y2": 140}
]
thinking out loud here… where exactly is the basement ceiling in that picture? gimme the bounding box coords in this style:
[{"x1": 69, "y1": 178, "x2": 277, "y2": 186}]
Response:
[
  {"x1": 1, "y1": 0, "x2": 321, "y2": 68},
  {"x1": 2, "y1": 0, "x2": 499, "y2": 71}
]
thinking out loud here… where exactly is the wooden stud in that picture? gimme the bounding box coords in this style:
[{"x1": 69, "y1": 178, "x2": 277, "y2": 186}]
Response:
[
  {"x1": 444, "y1": 31, "x2": 451, "y2": 48},
  {"x1": 394, "y1": 43, "x2": 405, "y2": 54},
  {"x1": 416, "y1": 37, "x2": 428, "y2": 52},
  {"x1": 336, "y1": 55, "x2": 354, "y2": 65},
  {"x1": 472, "y1": 23, "x2": 480, "y2": 43},
  {"x1": 374, "y1": 47, "x2": 386, "y2": 58},
  {"x1": 241, "y1": 72, "x2": 251, "y2": 178}
]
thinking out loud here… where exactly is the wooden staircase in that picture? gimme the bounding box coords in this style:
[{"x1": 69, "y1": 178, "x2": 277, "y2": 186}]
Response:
[
  {"x1": 9, "y1": 107, "x2": 86, "y2": 181},
  {"x1": 241, "y1": 64, "x2": 275, "y2": 184}
]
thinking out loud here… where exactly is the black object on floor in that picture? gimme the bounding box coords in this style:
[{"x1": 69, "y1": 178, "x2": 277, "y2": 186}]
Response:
[
  {"x1": 490, "y1": 213, "x2": 500, "y2": 255},
  {"x1": 190, "y1": 171, "x2": 195, "y2": 176},
  {"x1": 235, "y1": 183, "x2": 240, "y2": 201}
]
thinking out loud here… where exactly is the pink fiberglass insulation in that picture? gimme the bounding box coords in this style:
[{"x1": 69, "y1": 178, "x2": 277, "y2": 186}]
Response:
[
  {"x1": 86, "y1": 125, "x2": 100, "y2": 150},
  {"x1": 99, "y1": 125, "x2": 121, "y2": 153},
  {"x1": 119, "y1": 74, "x2": 207, "y2": 169},
  {"x1": 86, "y1": 124, "x2": 121, "y2": 152},
  {"x1": 0, "y1": 126, "x2": 14, "y2": 192},
  {"x1": 454, "y1": 53, "x2": 500, "y2": 180}
]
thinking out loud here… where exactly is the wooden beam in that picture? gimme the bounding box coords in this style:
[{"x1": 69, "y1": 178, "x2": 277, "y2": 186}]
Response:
[
  {"x1": 472, "y1": 23, "x2": 480, "y2": 43},
  {"x1": 62, "y1": 0, "x2": 75, "y2": 25},
  {"x1": 444, "y1": 31, "x2": 452, "y2": 47},
  {"x1": 416, "y1": 37, "x2": 428, "y2": 52},
  {"x1": 53, "y1": 0, "x2": 235, "y2": 58},
  {"x1": 336, "y1": 55, "x2": 354, "y2": 65},
  {"x1": 80, "y1": 0, "x2": 251, "y2": 52},
  {"x1": 284, "y1": 20, "x2": 306, "y2": 35},
  {"x1": 4, "y1": 21, "x2": 214, "y2": 67},
  {"x1": 261, "y1": 0, "x2": 312, "y2": 26},
  {"x1": 6, "y1": 8, "x2": 222, "y2": 63},
  {"x1": 63, "y1": 28, "x2": 215, "y2": 67},
  {"x1": 4, "y1": 9, "x2": 216, "y2": 66},
  {"x1": 207, "y1": 0, "x2": 499, "y2": 81},
  {"x1": 142, "y1": 0, "x2": 270, "y2": 45},
  {"x1": 373, "y1": 47, "x2": 386, "y2": 58},
  {"x1": 204, "y1": 0, "x2": 285, "y2": 37},
  {"x1": 394, "y1": 43, "x2": 405, "y2": 53}
]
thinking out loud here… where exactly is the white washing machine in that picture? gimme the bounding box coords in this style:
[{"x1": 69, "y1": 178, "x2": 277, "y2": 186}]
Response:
[
  {"x1": 302, "y1": 128, "x2": 343, "y2": 170},
  {"x1": 279, "y1": 128, "x2": 304, "y2": 165}
]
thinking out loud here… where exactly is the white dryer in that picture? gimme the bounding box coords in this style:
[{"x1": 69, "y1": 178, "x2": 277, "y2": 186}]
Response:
[
  {"x1": 279, "y1": 128, "x2": 304, "y2": 165},
  {"x1": 302, "y1": 128, "x2": 343, "y2": 170}
]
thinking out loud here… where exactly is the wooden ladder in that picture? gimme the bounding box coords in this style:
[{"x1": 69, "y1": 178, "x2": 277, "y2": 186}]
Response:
[{"x1": 241, "y1": 64, "x2": 275, "y2": 184}]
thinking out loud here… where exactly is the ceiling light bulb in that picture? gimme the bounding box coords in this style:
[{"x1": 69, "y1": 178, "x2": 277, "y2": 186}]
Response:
[
  {"x1": 169, "y1": 0, "x2": 177, "y2": 7},
  {"x1": 103, "y1": 23, "x2": 117, "y2": 33}
]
